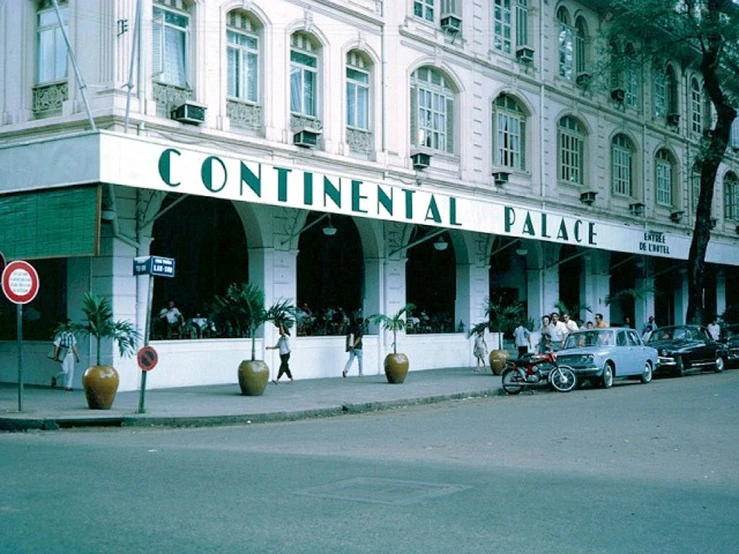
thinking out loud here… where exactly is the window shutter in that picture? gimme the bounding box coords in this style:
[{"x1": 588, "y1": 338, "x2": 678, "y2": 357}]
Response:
[
  {"x1": 410, "y1": 85, "x2": 418, "y2": 146},
  {"x1": 446, "y1": 97, "x2": 454, "y2": 154},
  {"x1": 152, "y1": 12, "x2": 164, "y2": 76},
  {"x1": 184, "y1": 25, "x2": 191, "y2": 89},
  {"x1": 520, "y1": 117, "x2": 526, "y2": 170}
]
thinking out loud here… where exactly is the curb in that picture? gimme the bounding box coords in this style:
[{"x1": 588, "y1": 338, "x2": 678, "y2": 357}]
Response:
[{"x1": 0, "y1": 387, "x2": 504, "y2": 432}]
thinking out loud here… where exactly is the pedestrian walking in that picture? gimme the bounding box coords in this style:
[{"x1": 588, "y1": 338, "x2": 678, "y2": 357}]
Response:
[
  {"x1": 268, "y1": 324, "x2": 292, "y2": 384},
  {"x1": 342, "y1": 318, "x2": 364, "y2": 377},
  {"x1": 52, "y1": 325, "x2": 80, "y2": 391},
  {"x1": 707, "y1": 317, "x2": 721, "y2": 341},
  {"x1": 472, "y1": 328, "x2": 488, "y2": 372},
  {"x1": 512, "y1": 321, "x2": 531, "y2": 358}
]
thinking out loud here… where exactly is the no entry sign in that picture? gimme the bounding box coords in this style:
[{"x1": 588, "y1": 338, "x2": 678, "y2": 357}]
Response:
[
  {"x1": 137, "y1": 345, "x2": 159, "y2": 372},
  {"x1": 2, "y1": 260, "x2": 40, "y2": 305}
]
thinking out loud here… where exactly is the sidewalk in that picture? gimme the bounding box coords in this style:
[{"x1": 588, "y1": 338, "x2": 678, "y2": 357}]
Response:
[{"x1": 0, "y1": 368, "x2": 503, "y2": 431}]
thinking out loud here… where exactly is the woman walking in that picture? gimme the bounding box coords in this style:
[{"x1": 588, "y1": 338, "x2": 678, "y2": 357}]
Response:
[{"x1": 268, "y1": 324, "x2": 293, "y2": 384}]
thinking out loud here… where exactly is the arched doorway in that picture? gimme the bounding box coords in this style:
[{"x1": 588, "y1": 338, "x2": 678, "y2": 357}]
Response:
[
  {"x1": 296, "y1": 212, "x2": 363, "y2": 335},
  {"x1": 406, "y1": 228, "x2": 456, "y2": 333},
  {"x1": 150, "y1": 195, "x2": 249, "y2": 334}
]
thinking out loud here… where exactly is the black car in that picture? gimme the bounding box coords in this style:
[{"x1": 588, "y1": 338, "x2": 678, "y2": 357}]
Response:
[
  {"x1": 721, "y1": 324, "x2": 739, "y2": 368},
  {"x1": 646, "y1": 325, "x2": 728, "y2": 376}
]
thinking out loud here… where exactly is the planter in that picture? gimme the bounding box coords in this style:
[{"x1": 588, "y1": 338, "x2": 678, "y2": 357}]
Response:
[
  {"x1": 82, "y1": 365, "x2": 120, "y2": 410},
  {"x1": 489, "y1": 349, "x2": 510, "y2": 376},
  {"x1": 384, "y1": 353, "x2": 409, "y2": 384},
  {"x1": 238, "y1": 360, "x2": 269, "y2": 396}
]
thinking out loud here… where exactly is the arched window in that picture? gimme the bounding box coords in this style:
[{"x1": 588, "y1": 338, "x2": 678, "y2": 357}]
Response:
[
  {"x1": 290, "y1": 32, "x2": 320, "y2": 119},
  {"x1": 153, "y1": 0, "x2": 191, "y2": 88},
  {"x1": 611, "y1": 134, "x2": 634, "y2": 197},
  {"x1": 346, "y1": 51, "x2": 370, "y2": 131},
  {"x1": 494, "y1": 94, "x2": 526, "y2": 171},
  {"x1": 655, "y1": 149, "x2": 675, "y2": 206},
  {"x1": 574, "y1": 16, "x2": 588, "y2": 76},
  {"x1": 226, "y1": 11, "x2": 260, "y2": 104},
  {"x1": 654, "y1": 66, "x2": 667, "y2": 120},
  {"x1": 691, "y1": 78, "x2": 702, "y2": 133},
  {"x1": 725, "y1": 172, "x2": 739, "y2": 221},
  {"x1": 558, "y1": 116, "x2": 585, "y2": 184},
  {"x1": 557, "y1": 7, "x2": 574, "y2": 81},
  {"x1": 691, "y1": 163, "x2": 702, "y2": 213},
  {"x1": 411, "y1": 67, "x2": 455, "y2": 154}
]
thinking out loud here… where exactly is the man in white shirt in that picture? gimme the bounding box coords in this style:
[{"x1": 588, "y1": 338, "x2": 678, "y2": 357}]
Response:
[
  {"x1": 549, "y1": 313, "x2": 568, "y2": 350},
  {"x1": 707, "y1": 318, "x2": 721, "y2": 341},
  {"x1": 512, "y1": 322, "x2": 531, "y2": 357},
  {"x1": 563, "y1": 313, "x2": 579, "y2": 334}
]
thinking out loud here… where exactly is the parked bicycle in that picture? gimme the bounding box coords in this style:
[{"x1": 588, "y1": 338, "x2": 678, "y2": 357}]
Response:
[{"x1": 501, "y1": 351, "x2": 577, "y2": 394}]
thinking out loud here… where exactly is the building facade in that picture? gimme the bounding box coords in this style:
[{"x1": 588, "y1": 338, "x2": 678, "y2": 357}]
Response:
[{"x1": 1, "y1": 0, "x2": 738, "y2": 391}]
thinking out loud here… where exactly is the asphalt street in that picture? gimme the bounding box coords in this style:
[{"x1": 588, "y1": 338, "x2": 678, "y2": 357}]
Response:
[{"x1": 2, "y1": 371, "x2": 738, "y2": 553}]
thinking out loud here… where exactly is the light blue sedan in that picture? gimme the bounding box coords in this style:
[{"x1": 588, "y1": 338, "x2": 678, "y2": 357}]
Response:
[{"x1": 556, "y1": 328, "x2": 659, "y2": 388}]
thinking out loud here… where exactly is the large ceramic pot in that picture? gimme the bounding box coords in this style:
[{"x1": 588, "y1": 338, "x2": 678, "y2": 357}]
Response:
[
  {"x1": 384, "y1": 353, "x2": 409, "y2": 384},
  {"x1": 489, "y1": 349, "x2": 510, "y2": 376},
  {"x1": 238, "y1": 360, "x2": 269, "y2": 396},
  {"x1": 82, "y1": 365, "x2": 120, "y2": 410}
]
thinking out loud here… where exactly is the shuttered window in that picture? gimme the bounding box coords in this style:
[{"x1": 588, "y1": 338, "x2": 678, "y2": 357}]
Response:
[{"x1": 410, "y1": 67, "x2": 455, "y2": 154}]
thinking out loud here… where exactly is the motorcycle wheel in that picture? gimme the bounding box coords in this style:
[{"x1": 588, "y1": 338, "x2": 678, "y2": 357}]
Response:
[
  {"x1": 501, "y1": 368, "x2": 524, "y2": 395},
  {"x1": 549, "y1": 365, "x2": 577, "y2": 393}
]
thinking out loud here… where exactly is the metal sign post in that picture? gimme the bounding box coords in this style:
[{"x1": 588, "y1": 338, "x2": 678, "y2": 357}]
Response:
[
  {"x1": 2, "y1": 260, "x2": 40, "y2": 412},
  {"x1": 133, "y1": 256, "x2": 174, "y2": 413}
]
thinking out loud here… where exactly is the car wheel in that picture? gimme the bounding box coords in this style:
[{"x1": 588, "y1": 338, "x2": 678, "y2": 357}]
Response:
[
  {"x1": 715, "y1": 356, "x2": 725, "y2": 373},
  {"x1": 600, "y1": 362, "x2": 614, "y2": 389},
  {"x1": 674, "y1": 356, "x2": 685, "y2": 377},
  {"x1": 640, "y1": 361, "x2": 653, "y2": 384}
]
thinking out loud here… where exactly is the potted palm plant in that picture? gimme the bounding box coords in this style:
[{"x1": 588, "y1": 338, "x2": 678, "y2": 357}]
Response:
[
  {"x1": 367, "y1": 303, "x2": 415, "y2": 384},
  {"x1": 210, "y1": 282, "x2": 294, "y2": 396},
  {"x1": 61, "y1": 292, "x2": 138, "y2": 409},
  {"x1": 483, "y1": 295, "x2": 524, "y2": 375}
]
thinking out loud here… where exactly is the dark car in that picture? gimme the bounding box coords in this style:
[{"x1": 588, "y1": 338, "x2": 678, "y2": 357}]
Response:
[
  {"x1": 646, "y1": 325, "x2": 728, "y2": 376},
  {"x1": 721, "y1": 324, "x2": 739, "y2": 368}
]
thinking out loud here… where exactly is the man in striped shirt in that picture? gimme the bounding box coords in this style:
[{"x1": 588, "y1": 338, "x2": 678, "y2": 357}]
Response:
[{"x1": 53, "y1": 326, "x2": 81, "y2": 391}]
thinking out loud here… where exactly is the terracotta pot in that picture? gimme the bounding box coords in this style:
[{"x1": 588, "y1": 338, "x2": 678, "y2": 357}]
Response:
[
  {"x1": 489, "y1": 349, "x2": 510, "y2": 376},
  {"x1": 238, "y1": 360, "x2": 269, "y2": 396},
  {"x1": 82, "y1": 365, "x2": 120, "y2": 410},
  {"x1": 384, "y1": 353, "x2": 409, "y2": 384}
]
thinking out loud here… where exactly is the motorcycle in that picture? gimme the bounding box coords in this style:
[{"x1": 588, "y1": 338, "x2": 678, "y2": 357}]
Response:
[{"x1": 501, "y1": 351, "x2": 577, "y2": 394}]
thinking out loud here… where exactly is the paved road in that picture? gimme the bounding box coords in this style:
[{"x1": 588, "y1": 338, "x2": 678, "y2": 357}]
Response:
[{"x1": 2, "y1": 371, "x2": 738, "y2": 553}]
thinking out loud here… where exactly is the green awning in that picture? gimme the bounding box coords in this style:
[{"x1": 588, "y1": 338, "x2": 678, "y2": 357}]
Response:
[{"x1": 0, "y1": 185, "x2": 100, "y2": 260}]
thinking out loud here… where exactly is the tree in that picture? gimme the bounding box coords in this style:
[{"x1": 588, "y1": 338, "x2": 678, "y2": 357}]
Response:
[{"x1": 603, "y1": 0, "x2": 739, "y2": 324}]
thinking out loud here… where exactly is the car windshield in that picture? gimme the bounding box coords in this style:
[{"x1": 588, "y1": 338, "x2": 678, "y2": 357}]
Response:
[
  {"x1": 564, "y1": 330, "x2": 614, "y2": 349},
  {"x1": 647, "y1": 327, "x2": 686, "y2": 343}
]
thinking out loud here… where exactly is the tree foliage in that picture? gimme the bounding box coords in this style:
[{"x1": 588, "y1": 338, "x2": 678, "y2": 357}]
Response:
[{"x1": 602, "y1": 0, "x2": 739, "y2": 324}]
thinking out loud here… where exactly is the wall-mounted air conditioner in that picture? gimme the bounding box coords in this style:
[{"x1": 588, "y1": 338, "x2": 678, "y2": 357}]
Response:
[
  {"x1": 516, "y1": 46, "x2": 535, "y2": 63},
  {"x1": 440, "y1": 14, "x2": 462, "y2": 33},
  {"x1": 293, "y1": 127, "x2": 322, "y2": 148},
  {"x1": 492, "y1": 171, "x2": 510, "y2": 186},
  {"x1": 411, "y1": 151, "x2": 432, "y2": 170},
  {"x1": 171, "y1": 101, "x2": 206, "y2": 125}
]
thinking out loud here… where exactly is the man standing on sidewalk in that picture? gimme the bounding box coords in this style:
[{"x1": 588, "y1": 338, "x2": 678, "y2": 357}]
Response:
[{"x1": 342, "y1": 318, "x2": 364, "y2": 377}]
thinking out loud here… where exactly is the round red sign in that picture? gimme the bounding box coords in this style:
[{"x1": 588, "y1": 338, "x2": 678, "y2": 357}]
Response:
[
  {"x1": 1, "y1": 260, "x2": 40, "y2": 305},
  {"x1": 137, "y1": 346, "x2": 159, "y2": 372}
]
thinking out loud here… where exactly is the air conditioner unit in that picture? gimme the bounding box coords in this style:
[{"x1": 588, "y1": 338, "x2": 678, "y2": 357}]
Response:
[
  {"x1": 709, "y1": 217, "x2": 718, "y2": 229},
  {"x1": 293, "y1": 127, "x2": 322, "y2": 148},
  {"x1": 667, "y1": 112, "x2": 680, "y2": 126},
  {"x1": 611, "y1": 88, "x2": 626, "y2": 103},
  {"x1": 629, "y1": 202, "x2": 645, "y2": 216},
  {"x1": 171, "y1": 101, "x2": 206, "y2": 125},
  {"x1": 492, "y1": 171, "x2": 510, "y2": 186},
  {"x1": 580, "y1": 191, "x2": 597, "y2": 205},
  {"x1": 670, "y1": 210, "x2": 684, "y2": 223},
  {"x1": 516, "y1": 46, "x2": 535, "y2": 63},
  {"x1": 703, "y1": 128, "x2": 715, "y2": 139},
  {"x1": 411, "y1": 151, "x2": 432, "y2": 170},
  {"x1": 576, "y1": 72, "x2": 592, "y2": 87},
  {"x1": 440, "y1": 14, "x2": 462, "y2": 33}
]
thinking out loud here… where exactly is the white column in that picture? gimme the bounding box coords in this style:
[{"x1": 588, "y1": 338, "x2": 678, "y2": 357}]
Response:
[
  {"x1": 455, "y1": 263, "x2": 488, "y2": 334},
  {"x1": 582, "y1": 250, "x2": 611, "y2": 324},
  {"x1": 635, "y1": 259, "x2": 655, "y2": 331},
  {"x1": 716, "y1": 268, "x2": 727, "y2": 318},
  {"x1": 674, "y1": 269, "x2": 688, "y2": 324}
]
